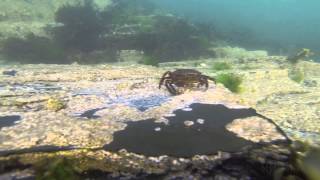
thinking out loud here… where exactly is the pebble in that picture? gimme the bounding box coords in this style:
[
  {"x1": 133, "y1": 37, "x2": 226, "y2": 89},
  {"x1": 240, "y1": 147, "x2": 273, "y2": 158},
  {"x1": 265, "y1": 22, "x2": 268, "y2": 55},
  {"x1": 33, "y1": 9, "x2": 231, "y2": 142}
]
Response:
[
  {"x1": 164, "y1": 113, "x2": 176, "y2": 117},
  {"x1": 182, "y1": 107, "x2": 192, "y2": 111},
  {"x1": 155, "y1": 127, "x2": 161, "y2": 131},
  {"x1": 196, "y1": 119, "x2": 205, "y2": 124},
  {"x1": 184, "y1": 121, "x2": 194, "y2": 127},
  {"x1": 200, "y1": 63, "x2": 207, "y2": 67}
]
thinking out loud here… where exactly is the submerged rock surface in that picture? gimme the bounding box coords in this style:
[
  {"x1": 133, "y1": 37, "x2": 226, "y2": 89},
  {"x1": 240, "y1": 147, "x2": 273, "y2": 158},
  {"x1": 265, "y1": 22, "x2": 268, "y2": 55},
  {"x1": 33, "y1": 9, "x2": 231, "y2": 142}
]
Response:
[{"x1": 0, "y1": 53, "x2": 319, "y2": 179}]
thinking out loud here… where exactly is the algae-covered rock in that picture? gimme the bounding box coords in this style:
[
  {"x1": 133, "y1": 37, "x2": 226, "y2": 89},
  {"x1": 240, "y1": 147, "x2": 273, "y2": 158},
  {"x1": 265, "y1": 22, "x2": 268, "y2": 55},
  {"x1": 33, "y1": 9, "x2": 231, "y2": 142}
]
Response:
[
  {"x1": 289, "y1": 67, "x2": 305, "y2": 83},
  {"x1": 212, "y1": 46, "x2": 268, "y2": 59},
  {"x1": 0, "y1": 142, "x2": 306, "y2": 180},
  {"x1": 47, "y1": 98, "x2": 65, "y2": 111}
]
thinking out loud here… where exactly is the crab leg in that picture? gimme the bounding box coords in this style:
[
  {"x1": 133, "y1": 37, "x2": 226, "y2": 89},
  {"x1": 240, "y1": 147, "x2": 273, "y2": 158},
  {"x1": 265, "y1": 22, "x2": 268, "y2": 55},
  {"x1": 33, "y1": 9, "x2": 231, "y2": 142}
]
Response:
[
  {"x1": 165, "y1": 80, "x2": 178, "y2": 95},
  {"x1": 205, "y1": 76, "x2": 216, "y2": 84},
  {"x1": 159, "y1": 71, "x2": 171, "y2": 89}
]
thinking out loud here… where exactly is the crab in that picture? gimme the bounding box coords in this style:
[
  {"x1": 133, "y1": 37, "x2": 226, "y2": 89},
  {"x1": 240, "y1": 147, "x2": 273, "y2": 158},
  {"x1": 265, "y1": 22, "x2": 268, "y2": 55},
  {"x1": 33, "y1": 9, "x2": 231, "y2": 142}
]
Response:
[{"x1": 159, "y1": 69, "x2": 216, "y2": 95}]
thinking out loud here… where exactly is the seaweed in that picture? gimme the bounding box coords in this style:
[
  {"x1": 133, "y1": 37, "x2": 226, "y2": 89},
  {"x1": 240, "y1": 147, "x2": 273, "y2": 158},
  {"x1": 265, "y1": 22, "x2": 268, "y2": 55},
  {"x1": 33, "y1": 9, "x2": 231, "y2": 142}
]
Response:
[
  {"x1": 287, "y1": 48, "x2": 313, "y2": 64},
  {"x1": 289, "y1": 68, "x2": 305, "y2": 83},
  {"x1": 212, "y1": 62, "x2": 232, "y2": 71},
  {"x1": 2, "y1": 34, "x2": 66, "y2": 63},
  {"x1": 216, "y1": 73, "x2": 243, "y2": 93},
  {"x1": 138, "y1": 55, "x2": 159, "y2": 66},
  {"x1": 35, "y1": 157, "x2": 79, "y2": 180},
  {"x1": 52, "y1": 1, "x2": 106, "y2": 53}
]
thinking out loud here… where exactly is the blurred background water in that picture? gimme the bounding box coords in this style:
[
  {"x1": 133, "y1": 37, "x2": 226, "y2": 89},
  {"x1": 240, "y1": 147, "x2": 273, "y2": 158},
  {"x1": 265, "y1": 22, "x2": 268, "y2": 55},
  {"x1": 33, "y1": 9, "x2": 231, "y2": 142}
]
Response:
[
  {"x1": 153, "y1": 0, "x2": 320, "y2": 59},
  {"x1": 0, "y1": 0, "x2": 319, "y2": 64}
]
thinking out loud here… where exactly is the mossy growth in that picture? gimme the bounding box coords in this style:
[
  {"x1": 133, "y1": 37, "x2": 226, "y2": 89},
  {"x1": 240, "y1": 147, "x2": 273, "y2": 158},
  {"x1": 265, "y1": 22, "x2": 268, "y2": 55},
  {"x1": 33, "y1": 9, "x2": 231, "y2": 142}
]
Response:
[
  {"x1": 287, "y1": 48, "x2": 313, "y2": 64},
  {"x1": 216, "y1": 73, "x2": 243, "y2": 93},
  {"x1": 212, "y1": 62, "x2": 232, "y2": 71},
  {"x1": 289, "y1": 68, "x2": 305, "y2": 83},
  {"x1": 47, "y1": 98, "x2": 65, "y2": 111},
  {"x1": 35, "y1": 157, "x2": 79, "y2": 180},
  {"x1": 2, "y1": 34, "x2": 66, "y2": 63},
  {"x1": 138, "y1": 55, "x2": 159, "y2": 66}
]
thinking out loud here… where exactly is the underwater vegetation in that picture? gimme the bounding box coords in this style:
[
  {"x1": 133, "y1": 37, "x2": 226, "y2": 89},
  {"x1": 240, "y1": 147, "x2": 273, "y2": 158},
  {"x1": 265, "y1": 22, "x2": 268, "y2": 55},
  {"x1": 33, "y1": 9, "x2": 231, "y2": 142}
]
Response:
[
  {"x1": 212, "y1": 62, "x2": 232, "y2": 71},
  {"x1": 289, "y1": 68, "x2": 305, "y2": 83},
  {"x1": 52, "y1": 1, "x2": 106, "y2": 53},
  {"x1": 287, "y1": 48, "x2": 314, "y2": 64},
  {"x1": 216, "y1": 73, "x2": 243, "y2": 93},
  {"x1": 138, "y1": 55, "x2": 159, "y2": 66},
  {"x1": 2, "y1": 34, "x2": 65, "y2": 63},
  {"x1": 35, "y1": 157, "x2": 79, "y2": 180},
  {"x1": 1, "y1": 0, "x2": 215, "y2": 64}
]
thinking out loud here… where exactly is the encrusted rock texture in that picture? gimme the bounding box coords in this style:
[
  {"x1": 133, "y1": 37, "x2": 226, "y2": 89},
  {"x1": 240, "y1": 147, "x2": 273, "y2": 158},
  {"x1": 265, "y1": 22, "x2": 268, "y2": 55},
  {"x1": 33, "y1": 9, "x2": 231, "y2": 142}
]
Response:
[{"x1": 0, "y1": 48, "x2": 319, "y2": 178}]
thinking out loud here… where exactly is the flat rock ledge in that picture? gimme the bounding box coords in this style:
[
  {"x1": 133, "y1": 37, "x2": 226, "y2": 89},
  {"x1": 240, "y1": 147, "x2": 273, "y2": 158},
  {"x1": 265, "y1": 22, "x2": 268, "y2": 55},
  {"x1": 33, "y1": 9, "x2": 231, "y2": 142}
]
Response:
[{"x1": 0, "y1": 62, "x2": 315, "y2": 179}]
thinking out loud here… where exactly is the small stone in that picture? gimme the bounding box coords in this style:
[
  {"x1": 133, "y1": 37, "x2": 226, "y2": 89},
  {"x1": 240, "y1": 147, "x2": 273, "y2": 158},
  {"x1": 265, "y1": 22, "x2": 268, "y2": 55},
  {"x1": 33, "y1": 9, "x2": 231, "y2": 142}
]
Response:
[
  {"x1": 172, "y1": 159, "x2": 179, "y2": 165},
  {"x1": 182, "y1": 107, "x2": 192, "y2": 111},
  {"x1": 155, "y1": 127, "x2": 161, "y2": 131},
  {"x1": 200, "y1": 63, "x2": 207, "y2": 67},
  {"x1": 196, "y1": 119, "x2": 205, "y2": 124},
  {"x1": 184, "y1": 120, "x2": 194, "y2": 127},
  {"x1": 164, "y1": 113, "x2": 176, "y2": 117}
]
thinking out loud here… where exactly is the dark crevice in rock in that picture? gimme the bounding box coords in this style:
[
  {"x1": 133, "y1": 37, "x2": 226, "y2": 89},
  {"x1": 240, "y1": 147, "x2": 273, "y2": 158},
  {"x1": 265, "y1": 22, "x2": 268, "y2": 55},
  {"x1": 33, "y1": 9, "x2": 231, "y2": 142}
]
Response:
[
  {"x1": 79, "y1": 108, "x2": 106, "y2": 119},
  {"x1": 0, "y1": 115, "x2": 21, "y2": 130},
  {"x1": 0, "y1": 145, "x2": 78, "y2": 157}
]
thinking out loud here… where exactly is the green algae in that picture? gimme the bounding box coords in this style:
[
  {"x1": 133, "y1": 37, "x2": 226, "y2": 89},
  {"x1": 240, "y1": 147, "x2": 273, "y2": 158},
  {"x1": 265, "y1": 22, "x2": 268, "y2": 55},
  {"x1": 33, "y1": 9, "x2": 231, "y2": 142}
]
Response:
[
  {"x1": 216, "y1": 73, "x2": 243, "y2": 93},
  {"x1": 289, "y1": 68, "x2": 305, "y2": 83},
  {"x1": 212, "y1": 62, "x2": 232, "y2": 71},
  {"x1": 35, "y1": 157, "x2": 79, "y2": 180}
]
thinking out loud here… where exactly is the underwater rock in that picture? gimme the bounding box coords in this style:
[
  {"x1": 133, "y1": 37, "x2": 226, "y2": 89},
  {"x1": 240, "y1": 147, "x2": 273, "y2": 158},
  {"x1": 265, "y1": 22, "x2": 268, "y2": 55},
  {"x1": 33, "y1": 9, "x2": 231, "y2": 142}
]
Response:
[
  {"x1": 70, "y1": 92, "x2": 170, "y2": 118},
  {"x1": 0, "y1": 169, "x2": 35, "y2": 180},
  {"x1": 128, "y1": 95, "x2": 170, "y2": 111},
  {"x1": 0, "y1": 142, "x2": 302, "y2": 180},
  {"x1": 4, "y1": 83, "x2": 61, "y2": 94},
  {"x1": 303, "y1": 79, "x2": 317, "y2": 87}
]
